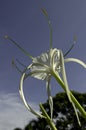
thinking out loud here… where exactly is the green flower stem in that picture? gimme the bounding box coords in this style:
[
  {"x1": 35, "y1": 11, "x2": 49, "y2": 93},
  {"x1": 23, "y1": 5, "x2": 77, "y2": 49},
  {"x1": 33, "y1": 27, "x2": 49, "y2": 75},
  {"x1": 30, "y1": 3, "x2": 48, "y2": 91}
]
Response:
[
  {"x1": 40, "y1": 103, "x2": 58, "y2": 130},
  {"x1": 52, "y1": 70, "x2": 86, "y2": 120}
]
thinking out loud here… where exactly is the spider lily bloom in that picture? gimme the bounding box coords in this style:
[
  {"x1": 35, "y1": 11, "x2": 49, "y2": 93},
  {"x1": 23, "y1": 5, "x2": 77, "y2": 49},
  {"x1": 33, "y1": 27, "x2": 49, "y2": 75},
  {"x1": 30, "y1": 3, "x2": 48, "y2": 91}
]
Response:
[
  {"x1": 4, "y1": 35, "x2": 86, "y2": 126},
  {"x1": 19, "y1": 47, "x2": 86, "y2": 126},
  {"x1": 4, "y1": 9, "x2": 86, "y2": 127},
  {"x1": 4, "y1": 37, "x2": 86, "y2": 126},
  {"x1": 19, "y1": 48, "x2": 61, "y2": 120}
]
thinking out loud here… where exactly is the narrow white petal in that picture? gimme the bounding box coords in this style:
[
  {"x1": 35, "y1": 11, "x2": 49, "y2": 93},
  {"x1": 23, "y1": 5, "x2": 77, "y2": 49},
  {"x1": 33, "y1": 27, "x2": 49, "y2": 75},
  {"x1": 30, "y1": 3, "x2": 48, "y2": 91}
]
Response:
[
  {"x1": 61, "y1": 55, "x2": 81, "y2": 125},
  {"x1": 19, "y1": 70, "x2": 45, "y2": 118},
  {"x1": 60, "y1": 51, "x2": 71, "y2": 102},
  {"x1": 46, "y1": 79, "x2": 53, "y2": 120},
  {"x1": 65, "y1": 58, "x2": 86, "y2": 68},
  {"x1": 72, "y1": 103, "x2": 81, "y2": 126}
]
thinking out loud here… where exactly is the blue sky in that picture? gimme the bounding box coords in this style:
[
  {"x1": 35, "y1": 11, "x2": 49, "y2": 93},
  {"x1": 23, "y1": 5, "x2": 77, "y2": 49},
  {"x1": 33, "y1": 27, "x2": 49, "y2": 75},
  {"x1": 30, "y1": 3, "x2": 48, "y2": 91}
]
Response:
[{"x1": 0, "y1": 0, "x2": 86, "y2": 130}]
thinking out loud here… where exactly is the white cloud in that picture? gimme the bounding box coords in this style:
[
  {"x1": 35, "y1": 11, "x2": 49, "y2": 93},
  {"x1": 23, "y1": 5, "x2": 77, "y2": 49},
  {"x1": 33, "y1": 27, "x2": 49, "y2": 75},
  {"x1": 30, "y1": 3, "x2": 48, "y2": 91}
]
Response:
[{"x1": 0, "y1": 92, "x2": 38, "y2": 130}]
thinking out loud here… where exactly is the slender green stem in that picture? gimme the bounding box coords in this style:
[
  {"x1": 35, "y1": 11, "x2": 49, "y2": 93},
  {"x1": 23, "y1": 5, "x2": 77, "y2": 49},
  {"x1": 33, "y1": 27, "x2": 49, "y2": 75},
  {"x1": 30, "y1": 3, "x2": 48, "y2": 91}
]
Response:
[
  {"x1": 40, "y1": 103, "x2": 57, "y2": 130},
  {"x1": 52, "y1": 70, "x2": 86, "y2": 119}
]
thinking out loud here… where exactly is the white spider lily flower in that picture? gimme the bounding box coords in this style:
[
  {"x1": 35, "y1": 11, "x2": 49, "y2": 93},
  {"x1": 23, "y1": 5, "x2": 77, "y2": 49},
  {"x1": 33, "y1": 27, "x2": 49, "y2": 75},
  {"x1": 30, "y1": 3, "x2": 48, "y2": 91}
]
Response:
[
  {"x1": 30, "y1": 48, "x2": 61, "y2": 79},
  {"x1": 4, "y1": 35, "x2": 86, "y2": 125},
  {"x1": 19, "y1": 48, "x2": 61, "y2": 119},
  {"x1": 4, "y1": 9, "x2": 86, "y2": 128},
  {"x1": 19, "y1": 47, "x2": 86, "y2": 125}
]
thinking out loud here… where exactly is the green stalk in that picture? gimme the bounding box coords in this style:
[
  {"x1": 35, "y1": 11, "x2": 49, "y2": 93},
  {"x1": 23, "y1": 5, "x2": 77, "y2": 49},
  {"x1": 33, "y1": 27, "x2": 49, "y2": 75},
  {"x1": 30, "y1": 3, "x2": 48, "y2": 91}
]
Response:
[
  {"x1": 52, "y1": 70, "x2": 86, "y2": 120},
  {"x1": 40, "y1": 103, "x2": 58, "y2": 130}
]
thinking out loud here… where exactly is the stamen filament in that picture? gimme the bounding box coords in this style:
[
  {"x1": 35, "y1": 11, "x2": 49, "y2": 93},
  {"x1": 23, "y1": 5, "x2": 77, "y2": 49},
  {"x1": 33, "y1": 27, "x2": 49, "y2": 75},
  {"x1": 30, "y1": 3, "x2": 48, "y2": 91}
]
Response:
[
  {"x1": 4, "y1": 35, "x2": 34, "y2": 60},
  {"x1": 41, "y1": 8, "x2": 53, "y2": 49}
]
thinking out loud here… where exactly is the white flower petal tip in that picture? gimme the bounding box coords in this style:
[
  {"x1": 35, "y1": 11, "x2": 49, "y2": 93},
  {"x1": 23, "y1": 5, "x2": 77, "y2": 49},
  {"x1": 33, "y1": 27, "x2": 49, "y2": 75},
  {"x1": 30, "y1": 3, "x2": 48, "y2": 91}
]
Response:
[{"x1": 65, "y1": 58, "x2": 86, "y2": 68}]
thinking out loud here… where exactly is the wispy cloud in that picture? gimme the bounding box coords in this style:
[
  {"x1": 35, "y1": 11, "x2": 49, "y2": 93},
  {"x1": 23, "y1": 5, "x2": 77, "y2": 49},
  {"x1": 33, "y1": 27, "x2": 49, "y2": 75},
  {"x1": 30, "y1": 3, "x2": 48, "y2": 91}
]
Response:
[{"x1": 0, "y1": 92, "x2": 38, "y2": 130}]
